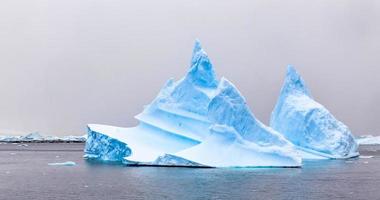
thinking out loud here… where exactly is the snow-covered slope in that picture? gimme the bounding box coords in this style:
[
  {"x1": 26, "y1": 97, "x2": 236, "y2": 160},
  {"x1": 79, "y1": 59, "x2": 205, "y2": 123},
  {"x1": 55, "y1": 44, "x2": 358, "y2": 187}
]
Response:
[
  {"x1": 270, "y1": 66, "x2": 359, "y2": 159},
  {"x1": 84, "y1": 40, "x2": 301, "y2": 167}
]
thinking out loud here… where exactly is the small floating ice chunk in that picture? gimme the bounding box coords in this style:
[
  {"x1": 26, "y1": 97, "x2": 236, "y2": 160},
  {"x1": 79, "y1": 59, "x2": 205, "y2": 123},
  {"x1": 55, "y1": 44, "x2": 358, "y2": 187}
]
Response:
[
  {"x1": 48, "y1": 161, "x2": 76, "y2": 166},
  {"x1": 359, "y1": 155, "x2": 374, "y2": 159}
]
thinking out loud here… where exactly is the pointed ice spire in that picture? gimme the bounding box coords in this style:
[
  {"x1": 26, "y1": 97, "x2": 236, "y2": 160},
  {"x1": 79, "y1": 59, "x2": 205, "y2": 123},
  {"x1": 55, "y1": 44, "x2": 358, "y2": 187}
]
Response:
[
  {"x1": 186, "y1": 39, "x2": 218, "y2": 88},
  {"x1": 280, "y1": 65, "x2": 311, "y2": 97},
  {"x1": 191, "y1": 39, "x2": 203, "y2": 59}
]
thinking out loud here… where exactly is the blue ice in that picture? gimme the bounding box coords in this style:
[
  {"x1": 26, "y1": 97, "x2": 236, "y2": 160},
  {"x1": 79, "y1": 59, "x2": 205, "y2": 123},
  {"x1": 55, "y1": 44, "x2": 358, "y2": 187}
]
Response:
[
  {"x1": 270, "y1": 66, "x2": 359, "y2": 159},
  {"x1": 84, "y1": 40, "x2": 301, "y2": 167}
]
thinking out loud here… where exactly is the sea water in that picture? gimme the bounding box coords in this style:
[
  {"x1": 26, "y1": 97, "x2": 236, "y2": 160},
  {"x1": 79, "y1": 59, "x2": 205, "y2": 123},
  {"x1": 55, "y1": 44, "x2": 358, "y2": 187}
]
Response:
[{"x1": 0, "y1": 143, "x2": 379, "y2": 200}]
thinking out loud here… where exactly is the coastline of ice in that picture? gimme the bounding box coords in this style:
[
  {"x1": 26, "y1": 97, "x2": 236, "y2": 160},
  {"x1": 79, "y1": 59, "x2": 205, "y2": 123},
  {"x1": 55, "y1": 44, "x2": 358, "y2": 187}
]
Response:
[
  {"x1": 0, "y1": 132, "x2": 86, "y2": 143},
  {"x1": 356, "y1": 135, "x2": 380, "y2": 145}
]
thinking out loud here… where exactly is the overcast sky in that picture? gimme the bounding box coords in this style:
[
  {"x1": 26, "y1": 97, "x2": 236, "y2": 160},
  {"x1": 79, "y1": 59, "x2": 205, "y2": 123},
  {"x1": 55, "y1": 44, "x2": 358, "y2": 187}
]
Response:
[{"x1": 0, "y1": 0, "x2": 379, "y2": 136}]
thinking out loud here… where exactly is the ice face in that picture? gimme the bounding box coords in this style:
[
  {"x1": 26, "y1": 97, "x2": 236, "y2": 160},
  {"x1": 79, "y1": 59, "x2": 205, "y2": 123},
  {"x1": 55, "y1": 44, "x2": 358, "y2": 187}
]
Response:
[
  {"x1": 146, "y1": 40, "x2": 219, "y2": 116},
  {"x1": 208, "y1": 78, "x2": 289, "y2": 147},
  {"x1": 85, "y1": 124, "x2": 199, "y2": 164},
  {"x1": 270, "y1": 66, "x2": 359, "y2": 159},
  {"x1": 187, "y1": 39, "x2": 219, "y2": 88},
  {"x1": 84, "y1": 126, "x2": 131, "y2": 162},
  {"x1": 174, "y1": 78, "x2": 300, "y2": 167},
  {"x1": 84, "y1": 41, "x2": 302, "y2": 167}
]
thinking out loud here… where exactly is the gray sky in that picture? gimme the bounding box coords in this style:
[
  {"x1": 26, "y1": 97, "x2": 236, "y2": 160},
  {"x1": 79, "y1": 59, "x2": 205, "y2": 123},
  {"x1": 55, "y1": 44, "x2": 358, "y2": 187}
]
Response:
[{"x1": 0, "y1": 0, "x2": 379, "y2": 136}]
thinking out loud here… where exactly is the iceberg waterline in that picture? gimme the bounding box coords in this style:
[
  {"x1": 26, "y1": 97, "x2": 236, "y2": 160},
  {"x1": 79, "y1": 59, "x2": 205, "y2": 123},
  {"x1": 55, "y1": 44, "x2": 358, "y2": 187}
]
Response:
[{"x1": 84, "y1": 40, "x2": 361, "y2": 167}]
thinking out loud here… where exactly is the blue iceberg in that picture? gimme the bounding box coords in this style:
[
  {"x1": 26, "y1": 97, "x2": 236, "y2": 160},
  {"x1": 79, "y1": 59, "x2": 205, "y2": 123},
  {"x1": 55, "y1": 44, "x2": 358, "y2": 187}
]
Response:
[
  {"x1": 84, "y1": 40, "x2": 301, "y2": 167},
  {"x1": 270, "y1": 66, "x2": 359, "y2": 159}
]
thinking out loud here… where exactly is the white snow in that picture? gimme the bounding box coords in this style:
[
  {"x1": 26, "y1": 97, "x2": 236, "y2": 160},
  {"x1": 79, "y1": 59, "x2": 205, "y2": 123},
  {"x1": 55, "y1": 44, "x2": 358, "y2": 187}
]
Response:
[{"x1": 356, "y1": 135, "x2": 380, "y2": 145}]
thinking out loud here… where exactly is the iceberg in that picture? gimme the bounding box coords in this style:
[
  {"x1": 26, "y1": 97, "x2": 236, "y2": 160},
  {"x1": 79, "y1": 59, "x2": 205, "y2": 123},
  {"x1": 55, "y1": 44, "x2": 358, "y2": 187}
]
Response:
[
  {"x1": 270, "y1": 66, "x2": 359, "y2": 159},
  {"x1": 84, "y1": 40, "x2": 301, "y2": 167}
]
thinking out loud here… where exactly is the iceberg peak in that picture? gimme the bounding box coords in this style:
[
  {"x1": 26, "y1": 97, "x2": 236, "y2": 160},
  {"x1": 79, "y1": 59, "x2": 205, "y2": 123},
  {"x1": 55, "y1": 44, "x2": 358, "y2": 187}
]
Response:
[
  {"x1": 271, "y1": 66, "x2": 358, "y2": 159},
  {"x1": 186, "y1": 40, "x2": 218, "y2": 88},
  {"x1": 281, "y1": 65, "x2": 311, "y2": 97},
  {"x1": 192, "y1": 39, "x2": 203, "y2": 57}
]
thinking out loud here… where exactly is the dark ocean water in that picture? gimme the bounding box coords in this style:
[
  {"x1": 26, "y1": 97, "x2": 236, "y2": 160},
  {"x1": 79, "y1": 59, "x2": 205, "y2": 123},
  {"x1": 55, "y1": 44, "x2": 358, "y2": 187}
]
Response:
[{"x1": 0, "y1": 143, "x2": 379, "y2": 200}]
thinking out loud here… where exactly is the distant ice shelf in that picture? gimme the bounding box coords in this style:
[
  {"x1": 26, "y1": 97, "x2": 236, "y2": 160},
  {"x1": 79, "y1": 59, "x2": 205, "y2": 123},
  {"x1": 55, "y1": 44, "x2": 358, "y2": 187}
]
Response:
[
  {"x1": 84, "y1": 40, "x2": 302, "y2": 168},
  {"x1": 0, "y1": 132, "x2": 86, "y2": 143},
  {"x1": 356, "y1": 135, "x2": 380, "y2": 145}
]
